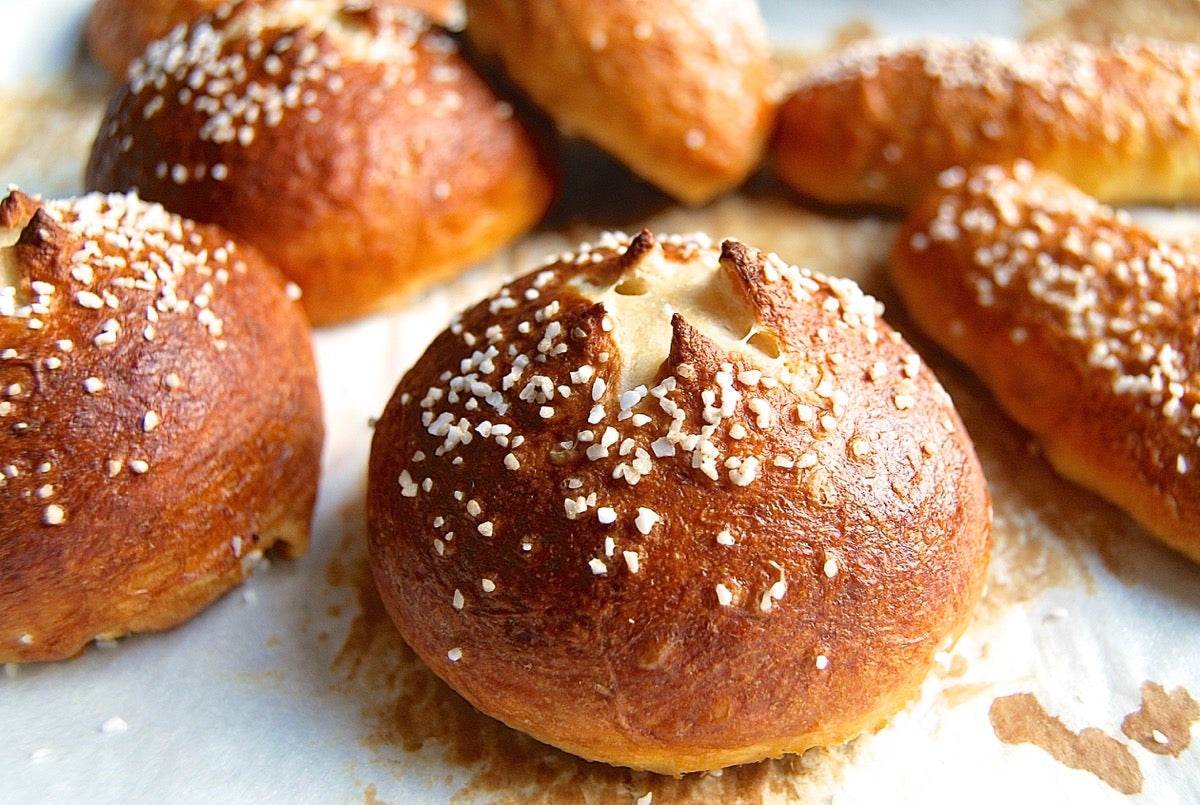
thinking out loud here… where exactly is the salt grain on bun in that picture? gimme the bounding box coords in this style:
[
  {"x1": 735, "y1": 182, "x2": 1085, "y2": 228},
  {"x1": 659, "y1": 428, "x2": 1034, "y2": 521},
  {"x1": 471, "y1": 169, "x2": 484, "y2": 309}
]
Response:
[
  {"x1": 0, "y1": 188, "x2": 323, "y2": 662},
  {"x1": 367, "y1": 230, "x2": 990, "y2": 773},
  {"x1": 85, "y1": 0, "x2": 556, "y2": 325},
  {"x1": 463, "y1": 0, "x2": 778, "y2": 206}
]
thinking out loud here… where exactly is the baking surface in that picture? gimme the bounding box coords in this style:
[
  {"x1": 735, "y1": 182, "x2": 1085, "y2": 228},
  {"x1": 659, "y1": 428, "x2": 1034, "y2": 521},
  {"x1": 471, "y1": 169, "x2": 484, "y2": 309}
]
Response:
[{"x1": 2, "y1": 2, "x2": 1199, "y2": 803}]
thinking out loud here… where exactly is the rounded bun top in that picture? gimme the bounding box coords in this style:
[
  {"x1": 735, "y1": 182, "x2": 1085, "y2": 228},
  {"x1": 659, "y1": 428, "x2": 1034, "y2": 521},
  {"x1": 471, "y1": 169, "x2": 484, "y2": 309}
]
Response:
[
  {"x1": 464, "y1": 0, "x2": 777, "y2": 205},
  {"x1": 85, "y1": 0, "x2": 557, "y2": 325},
  {"x1": 368, "y1": 230, "x2": 990, "y2": 773},
  {"x1": 0, "y1": 187, "x2": 322, "y2": 662}
]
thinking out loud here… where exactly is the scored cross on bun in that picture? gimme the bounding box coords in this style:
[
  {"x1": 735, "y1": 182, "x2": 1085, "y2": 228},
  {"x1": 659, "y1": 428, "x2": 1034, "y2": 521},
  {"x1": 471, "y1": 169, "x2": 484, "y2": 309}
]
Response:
[
  {"x1": 367, "y1": 231, "x2": 990, "y2": 774},
  {"x1": 0, "y1": 188, "x2": 323, "y2": 663}
]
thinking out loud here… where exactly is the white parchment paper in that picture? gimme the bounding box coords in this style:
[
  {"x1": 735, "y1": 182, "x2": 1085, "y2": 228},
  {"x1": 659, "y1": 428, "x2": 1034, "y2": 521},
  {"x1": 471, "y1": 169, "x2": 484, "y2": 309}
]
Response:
[{"x1": 2, "y1": 2, "x2": 1197, "y2": 803}]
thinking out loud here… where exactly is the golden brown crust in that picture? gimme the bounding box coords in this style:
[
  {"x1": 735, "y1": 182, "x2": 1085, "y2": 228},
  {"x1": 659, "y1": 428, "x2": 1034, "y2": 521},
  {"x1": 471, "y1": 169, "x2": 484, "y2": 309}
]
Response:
[
  {"x1": 772, "y1": 36, "x2": 1200, "y2": 209},
  {"x1": 367, "y1": 231, "x2": 990, "y2": 773},
  {"x1": 84, "y1": 0, "x2": 466, "y2": 78},
  {"x1": 463, "y1": 0, "x2": 777, "y2": 206},
  {"x1": 85, "y1": 0, "x2": 225, "y2": 78},
  {"x1": 0, "y1": 189, "x2": 323, "y2": 663},
  {"x1": 85, "y1": 0, "x2": 556, "y2": 326},
  {"x1": 890, "y1": 162, "x2": 1200, "y2": 564}
]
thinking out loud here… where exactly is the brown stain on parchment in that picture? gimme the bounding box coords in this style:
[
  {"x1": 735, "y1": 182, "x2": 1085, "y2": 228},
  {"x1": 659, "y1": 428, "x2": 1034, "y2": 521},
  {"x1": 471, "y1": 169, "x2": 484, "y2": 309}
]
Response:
[
  {"x1": 989, "y1": 693, "x2": 1143, "y2": 795},
  {"x1": 363, "y1": 782, "x2": 388, "y2": 805},
  {"x1": 1121, "y1": 681, "x2": 1200, "y2": 758}
]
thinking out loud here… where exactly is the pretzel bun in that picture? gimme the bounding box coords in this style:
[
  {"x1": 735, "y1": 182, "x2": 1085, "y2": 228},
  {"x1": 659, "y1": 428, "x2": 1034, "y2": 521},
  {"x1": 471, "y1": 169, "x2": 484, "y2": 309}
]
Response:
[
  {"x1": 462, "y1": 0, "x2": 777, "y2": 206},
  {"x1": 85, "y1": 0, "x2": 556, "y2": 326},
  {"x1": 772, "y1": 36, "x2": 1200, "y2": 209},
  {"x1": 0, "y1": 188, "x2": 323, "y2": 663},
  {"x1": 84, "y1": 0, "x2": 467, "y2": 78},
  {"x1": 367, "y1": 231, "x2": 991, "y2": 773},
  {"x1": 890, "y1": 161, "x2": 1200, "y2": 564}
]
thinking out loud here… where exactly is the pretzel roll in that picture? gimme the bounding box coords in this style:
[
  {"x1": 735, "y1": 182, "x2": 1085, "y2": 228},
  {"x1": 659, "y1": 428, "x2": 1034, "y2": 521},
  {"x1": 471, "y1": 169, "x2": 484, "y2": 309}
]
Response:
[
  {"x1": 85, "y1": 0, "x2": 556, "y2": 326},
  {"x1": 463, "y1": 0, "x2": 777, "y2": 206},
  {"x1": 772, "y1": 36, "x2": 1200, "y2": 209},
  {"x1": 891, "y1": 162, "x2": 1200, "y2": 564},
  {"x1": 84, "y1": 0, "x2": 466, "y2": 79},
  {"x1": 0, "y1": 188, "x2": 323, "y2": 663},
  {"x1": 367, "y1": 231, "x2": 990, "y2": 773}
]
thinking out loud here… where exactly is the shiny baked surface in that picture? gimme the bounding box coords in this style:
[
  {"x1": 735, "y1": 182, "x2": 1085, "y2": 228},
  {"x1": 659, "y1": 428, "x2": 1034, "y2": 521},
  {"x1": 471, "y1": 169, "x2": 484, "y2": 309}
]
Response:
[{"x1": 368, "y1": 232, "x2": 989, "y2": 773}]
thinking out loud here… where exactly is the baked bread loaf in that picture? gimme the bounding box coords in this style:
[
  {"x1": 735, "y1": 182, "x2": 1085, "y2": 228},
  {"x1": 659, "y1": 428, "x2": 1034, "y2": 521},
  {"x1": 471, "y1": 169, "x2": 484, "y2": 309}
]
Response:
[
  {"x1": 772, "y1": 36, "x2": 1200, "y2": 209},
  {"x1": 463, "y1": 0, "x2": 778, "y2": 206},
  {"x1": 367, "y1": 230, "x2": 991, "y2": 773},
  {"x1": 84, "y1": 0, "x2": 466, "y2": 78},
  {"x1": 890, "y1": 161, "x2": 1200, "y2": 564},
  {"x1": 85, "y1": 0, "x2": 556, "y2": 325},
  {"x1": 0, "y1": 188, "x2": 323, "y2": 663}
]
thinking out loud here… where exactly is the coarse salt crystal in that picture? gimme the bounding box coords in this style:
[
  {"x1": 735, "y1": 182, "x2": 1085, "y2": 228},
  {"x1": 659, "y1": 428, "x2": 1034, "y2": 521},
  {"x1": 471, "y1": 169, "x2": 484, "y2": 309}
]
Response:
[{"x1": 634, "y1": 507, "x2": 659, "y2": 535}]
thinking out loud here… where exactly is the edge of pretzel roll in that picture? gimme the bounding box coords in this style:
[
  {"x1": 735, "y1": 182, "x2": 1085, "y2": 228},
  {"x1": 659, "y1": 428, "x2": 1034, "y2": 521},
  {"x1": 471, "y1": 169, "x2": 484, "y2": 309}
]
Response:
[
  {"x1": 772, "y1": 36, "x2": 1200, "y2": 209},
  {"x1": 890, "y1": 160, "x2": 1200, "y2": 564},
  {"x1": 0, "y1": 188, "x2": 324, "y2": 662},
  {"x1": 463, "y1": 0, "x2": 778, "y2": 206}
]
